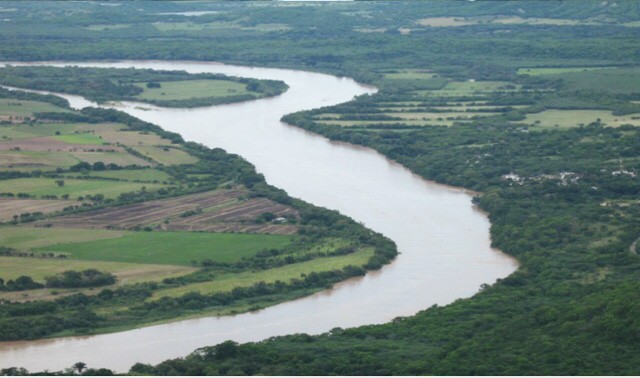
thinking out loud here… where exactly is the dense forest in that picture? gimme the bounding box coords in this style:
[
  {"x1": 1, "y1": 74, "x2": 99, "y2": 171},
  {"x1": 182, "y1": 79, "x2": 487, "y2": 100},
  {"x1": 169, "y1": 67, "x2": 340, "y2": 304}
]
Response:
[{"x1": 0, "y1": 0, "x2": 639, "y2": 375}]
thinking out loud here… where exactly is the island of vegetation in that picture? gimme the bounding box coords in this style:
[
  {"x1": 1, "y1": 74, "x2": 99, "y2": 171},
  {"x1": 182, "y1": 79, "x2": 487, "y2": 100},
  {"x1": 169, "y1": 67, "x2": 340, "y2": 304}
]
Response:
[
  {"x1": 0, "y1": 66, "x2": 288, "y2": 108},
  {"x1": 0, "y1": 0, "x2": 639, "y2": 376}
]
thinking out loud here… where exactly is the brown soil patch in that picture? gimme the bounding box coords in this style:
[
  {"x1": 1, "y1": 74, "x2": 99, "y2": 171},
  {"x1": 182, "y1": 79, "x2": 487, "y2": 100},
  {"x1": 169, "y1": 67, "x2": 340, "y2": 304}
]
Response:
[
  {"x1": 0, "y1": 198, "x2": 74, "y2": 222},
  {"x1": 38, "y1": 189, "x2": 299, "y2": 235}
]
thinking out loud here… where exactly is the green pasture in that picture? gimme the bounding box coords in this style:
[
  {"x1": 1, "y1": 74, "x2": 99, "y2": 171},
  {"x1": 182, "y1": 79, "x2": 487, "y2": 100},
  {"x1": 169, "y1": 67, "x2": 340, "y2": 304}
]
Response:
[
  {"x1": 133, "y1": 146, "x2": 198, "y2": 165},
  {"x1": 150, "y1": 247, "x2": 374, "y2": 298},
  {"x1": 68, "y1": 150, "x2": 152, "y2": 166},
  {"x1": 0, "y1": 256, "x2": 189, "y2": 282},
  {"x1": 0, "y1": 123, "x2": 124, "y2": 140},
  {"x1": 0, "y1": 177, "x2": 164, "y2": 198},
  {"x1": 77, "y1": 168, "x2": 172, "y2": 182},
  {"x1": 556, "y1": 67, "x2": 640, "y2": 94},
  {"x1": 134, "y1": 79, "x2": 252, "y2": 101},
  {"x1": 85, "y1": 24, "x2": 131, "y2": 31},
  {"x1": 0, "y1": 99, "x2": 69, "y2": 118},
  {"x1": 0, "y1": 150, "x2": 79, "y2": 168},
  {"x1": 37, "y1": 231, "x2": 293, "y2": 266},
  {"x1": 518, "y1": 110, "x2": 640, "y2": 129},
  {"x1": 0, "y1": 226, "x2": 128, "y2": 250},
  {"x1": 517, "y1": 66, "x2": 617, "y2": 76},
  {"x1": 382, "y1": 70, "x2": 435, "y2": 80},
  {"x1": 52, "y1": 133, "x2": 106, "y2": 145}
]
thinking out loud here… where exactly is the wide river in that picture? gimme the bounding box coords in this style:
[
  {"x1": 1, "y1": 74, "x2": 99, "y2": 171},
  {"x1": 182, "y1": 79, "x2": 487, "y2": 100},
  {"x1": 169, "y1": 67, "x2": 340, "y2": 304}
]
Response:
[{"x1": 0, "y1": 61, "x2": 518, "y2": 372}]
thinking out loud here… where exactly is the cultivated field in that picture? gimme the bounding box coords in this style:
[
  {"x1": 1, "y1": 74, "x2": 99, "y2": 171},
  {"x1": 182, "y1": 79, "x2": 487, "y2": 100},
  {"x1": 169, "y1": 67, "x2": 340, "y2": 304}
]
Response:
[
  {"x1": 36, "y1": 231, "x2": 293, "y2": 266},
  {"x1": 0, "y1": 177, "x2": 164, "y2": 199},
  {"x1": 0, "y1": 198, "x2": 77, "y2": 222},
  {"x1": 0, "y1": 226, "x2": 129, "y2": 250},
  {"x1": 37, "y1": 189, "x2": 299, "y2": 234}
]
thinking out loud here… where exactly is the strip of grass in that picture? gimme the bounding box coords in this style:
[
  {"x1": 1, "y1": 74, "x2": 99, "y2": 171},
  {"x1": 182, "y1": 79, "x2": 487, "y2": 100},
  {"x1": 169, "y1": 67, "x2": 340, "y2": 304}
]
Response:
[
  {"x1": 150, "y1": 247, "x2": 374, "y2": 299},
  {"x1": 0, "y1": 99, "x2": 69, "y2": 117},
  {"x1": 517, "y1": 66, "x2": 617, "y2": 76},
  {"x1": 132, "y1": 145, "x2": 198, "y2": 165},
  {"x1": 37, "y1": 231, "x2": 293, "y2": 266},
  {"x1": 51, "y1": 133, "x2": 106, "y2": 145},
  {"x1": 0, "y1": 226, "x2": 129, "y2": 250},
  {"x1": 383, "y1": 70, "x2": 435, "y2": 80},
  {"x1": 518, "y1": 109, "x2": 640, "y2": 129},
  {"x1": 0, "y1": 177, "x2": 164, "y2": 198},
  {"x1": 134, "y1": 79, "x2": 253, "y2": 101},
  {"x1": 76, "y1": 168, "x2": 172, "y2": 182},
  {"x1": 0, "y1": 255, "x2": 191, "y2": 282},
  {"x1": 0, "y1": 150, "x2": 79, "y2": 168}
]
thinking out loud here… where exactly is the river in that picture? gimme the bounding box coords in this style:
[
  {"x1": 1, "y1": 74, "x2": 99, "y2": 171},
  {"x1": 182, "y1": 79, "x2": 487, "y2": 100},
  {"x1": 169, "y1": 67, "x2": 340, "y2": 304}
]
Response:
[{"x1": 0, "y1": 61, "x2": 518, "y2": 372}]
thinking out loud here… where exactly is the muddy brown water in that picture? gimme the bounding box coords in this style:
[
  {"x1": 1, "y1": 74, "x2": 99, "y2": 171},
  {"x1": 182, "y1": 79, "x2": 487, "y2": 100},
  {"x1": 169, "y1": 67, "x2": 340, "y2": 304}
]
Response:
[{"x1": 0, "y1": 61, "x2": 518, "y2": 372}]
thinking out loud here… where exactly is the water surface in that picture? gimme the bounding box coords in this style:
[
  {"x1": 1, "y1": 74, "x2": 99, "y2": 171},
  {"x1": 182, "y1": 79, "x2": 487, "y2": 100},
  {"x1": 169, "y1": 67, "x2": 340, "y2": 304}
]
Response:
[{"x1": 0, "y1": 61, "x2": 518, "y2": 372}]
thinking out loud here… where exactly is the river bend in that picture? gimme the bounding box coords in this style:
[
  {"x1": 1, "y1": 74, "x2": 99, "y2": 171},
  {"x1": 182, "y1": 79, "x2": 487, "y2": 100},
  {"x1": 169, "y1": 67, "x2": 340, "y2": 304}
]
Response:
[{"x1": 0, "y1": 61, "x2": 518, "y2": 372}]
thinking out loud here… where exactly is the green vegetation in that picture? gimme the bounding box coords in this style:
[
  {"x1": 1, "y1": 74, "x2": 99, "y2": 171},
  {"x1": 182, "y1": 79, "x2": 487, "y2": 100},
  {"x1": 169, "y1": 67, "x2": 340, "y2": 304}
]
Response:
[
  {"x1": 0, "y1": 66, "x2": 288, "y2": 108},
  {"x1": 44, "y1": 269, "x2": 116, "y2": 289},
  {"x1": 0, "y1": 177, "x2": 164, "y2": 199},
  {"x1": 0, "y1": 255, "x2": 188, "y2": 282},
  {"x1": 0, "y1": 227, "x2": 128, "y2": 250},
  {"x1": 41, "y1": 232, "x2": 293, "y2": 266},
  {"x1": 0, "y1": 99, "x2": 70, "y2": 118},
  {"x1": 75, "y1": 168, "x2": 172, "y2": 182},
  {"x1": 517, "y1": 109, "x2": 640, "y2": 129},
  {"x1": 51, "y1": 133, "x2": 106, "y2": 145},
  {"x1": 151, "y1": 247, "x2": 373, "y2": 299},
  {"x1": 0, "y1": 79, "x2": 396, "y2": 344},
  {"x1": 2, "y1": 0, "x2": 640, "y2": 375},
  {"x1": 517, "y1": 66, "x2": 617, "y2": 75},
  {"x1": 134, "y1": 79, "x2": 251, "y2": 101}
]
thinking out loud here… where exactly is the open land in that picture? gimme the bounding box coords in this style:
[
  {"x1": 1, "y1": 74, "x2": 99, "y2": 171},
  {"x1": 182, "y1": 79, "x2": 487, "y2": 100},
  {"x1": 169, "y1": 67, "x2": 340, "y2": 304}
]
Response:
[{"x1": 0, "y1": 75, "x2": 392, "y2": 342}]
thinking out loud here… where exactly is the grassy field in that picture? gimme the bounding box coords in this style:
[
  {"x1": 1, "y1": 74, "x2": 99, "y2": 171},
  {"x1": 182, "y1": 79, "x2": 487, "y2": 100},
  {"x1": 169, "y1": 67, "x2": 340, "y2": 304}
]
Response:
[
  {"x1": 151, "y1": 21, "x2": 290, "y2": 33},
  {"x1": 0, "y1": 255, "x2": 191, "y2": 282},
  {"x1": 51, "y1": 133, "x2": 106, "y2": 145},
  {"x1": 382, "y1": 70, "x2": 435, "y2": 80},
  {"x1": 85, "y1": 24, "x2": 131, "y2": 31},
  {"x1": 0, "y1": 226, "x2": 129, "y2": 250},
  {"x1": 0, "y1": 199, "x2": 76, "y2": 222},
  {"x1": 314, "y1": 110, "x2": 496, "y2": 128},
  {"x1": 0, "y1": 99, "x2": 70, "y2": 118},
  {"x1": 76, "y1": 168, "x2": 172, "y2": 182},
  {"x1": 0, "y1": 256, "x2": 195, "y2": 302},
  {"x1": 134, "y1": 79, "x2": 253, "y2": 101},
  {"x1": 517, "y1": 66, "x2": 617, "y2": 76},
  {"x1": 150, "y1": 247, "x2": 374, "y2": 299},
  {"x1": 555, "y1": 67, "x2": 640, "y2": 94},
  {"x1": 0, "y1": 150, "x2": 79, "y2": 169},
  {"x1": 0, "y1": 123, "x2": 125, "y2": 141},
  {"x1": 416, "y1": 16, "x2": 610, "y2": 28},
  {"x1": 95, "y1": 129, "x2": 170, "y2": 146},
  {"x1": 37, "y1": 231, "x2": 293, "y2": 266},
  {"x1": 132, "y1": 145, "x2": 198, "y2": 165},
  {"x1": 414, "y1": 80, "x2": 520, "y2": 97},
  {"x1": 518, "y1": 110, "x2": 640, "y2": 129},
  {"x1": 0, "y1": 177, "x2": 164, "y2": 198},
  {"x1": 67, "y1": 151, "x2": 152, "y2": 166}
]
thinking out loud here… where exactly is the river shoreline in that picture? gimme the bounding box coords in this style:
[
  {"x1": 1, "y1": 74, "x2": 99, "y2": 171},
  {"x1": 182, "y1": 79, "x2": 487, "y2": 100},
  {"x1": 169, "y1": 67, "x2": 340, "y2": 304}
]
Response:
[{"x1": 0, "y1": 60, "x2": 518, "y2": 373}]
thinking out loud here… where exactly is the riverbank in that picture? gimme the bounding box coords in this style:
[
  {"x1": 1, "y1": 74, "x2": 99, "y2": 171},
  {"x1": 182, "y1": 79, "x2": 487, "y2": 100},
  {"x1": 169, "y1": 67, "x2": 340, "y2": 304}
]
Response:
[{"x1": 0, "y1": 61, "x2": 516, "y2": 373}]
